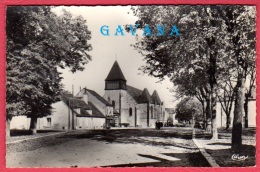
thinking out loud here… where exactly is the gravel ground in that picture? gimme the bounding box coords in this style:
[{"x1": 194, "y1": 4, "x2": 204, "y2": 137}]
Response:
[
  {"x1": 6, "y1": 128, "x2": 210, "y2": 167},
  {"x1": 7, "y1": 133, "x2": 72, "y2": 153}
]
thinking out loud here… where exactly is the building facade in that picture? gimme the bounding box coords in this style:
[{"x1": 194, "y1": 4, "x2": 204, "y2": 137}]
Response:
[
  {"x1": 103, "y1": 61, "x2": 167, "y2": 127},
  {"x1": 11, "y1": 61, "x2": 170, "y2": 130}
]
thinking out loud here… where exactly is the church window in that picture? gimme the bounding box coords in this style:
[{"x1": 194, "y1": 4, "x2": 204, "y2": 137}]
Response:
[
  {"x1": 112, "y1": 100, "x2": 115, "y2": 108},
  {"x1": 129, "y1": 108, "x2": 133, "y2": 116},
  {"x1": 107, "y1": 81, "x2": 120, "y2": 89}
]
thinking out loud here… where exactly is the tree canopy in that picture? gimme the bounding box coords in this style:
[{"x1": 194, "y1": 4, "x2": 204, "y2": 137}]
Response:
[
  {"x1": 6, "y1": 6, "x2": 92, "y2": 134},
  {"x1": 176, "y1": 97, "x2": 203, "y2": 122},
  {"x1": 131, "y1": 5, "x2": 256, "y2": 148}
]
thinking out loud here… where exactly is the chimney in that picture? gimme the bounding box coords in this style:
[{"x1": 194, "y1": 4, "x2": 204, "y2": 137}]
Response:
[{"x1": 82, "y1": 87, "x2": 88, "y2": 104}]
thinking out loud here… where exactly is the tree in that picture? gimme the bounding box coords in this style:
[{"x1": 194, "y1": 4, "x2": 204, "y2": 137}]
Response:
[
  {"x1": 215, "y1": 6, "x2": 256, "y2": 152},
  {"x1": 217, "y1": 76, "x2": 236, "y2": 130},
  {"x1": 131, "y1": 5, "x2": 228, "y2": 139},
  {"x1": 131, "y1": 5, "x2": 255, "y2": 143},
  {"x1": 244, "y1": 64, "x2": 256, "y2": 128},
  {"x1": 172, "y1": 68, "x2": 209, "y2": 130},
  {"x1": 6, "y1": 6, "x2": 92, "y2": 135},
  {"x1": 176, "y1": 97, "x2": 203, "y2": 123}
]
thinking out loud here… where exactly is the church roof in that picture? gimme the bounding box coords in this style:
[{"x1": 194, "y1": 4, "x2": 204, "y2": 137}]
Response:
[
  {"x1": 61, "y1": 94, "x2": 91, "y2": 110},
  {"x1": 138, "y1": 88, "x2": 152, "y2": 103},
  {"x1": 60, "y1": 94, "x2": 105, "y2": 118},
  {"x1": 88, "y1": 102, "x2": 106, "y2": 118},
  {"x1": 85, "y1": 88, "x2": 112, "y2": 106},
  {"x1": 105, "y1": 61, "x2": 126, "y2": 81},
  {"x1": 126, "y1": 85, "x2": 143, "y2": 102},
  {"x1": 152, "y1": 90, "x2": 162, "y2": 105}
]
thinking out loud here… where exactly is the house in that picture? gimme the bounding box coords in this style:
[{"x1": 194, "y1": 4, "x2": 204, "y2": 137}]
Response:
[
  {"x1": 75, "y1": 87, "x2": 118, "y2": 128},
  {"x1": 10, "y1": 92, "x2": 108, "y2": 130},
  {"x1": 164, "y1": 108, "x2": 178, "y2": 126},
  {"x1": 216, "y1": 86, "x2": 256, "y2": 128},
  {"x1": 103, "y1": 61, "x2": 167, "y2": 127}
]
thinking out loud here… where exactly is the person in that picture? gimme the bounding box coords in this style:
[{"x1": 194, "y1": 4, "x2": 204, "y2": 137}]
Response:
[{"x1": 155, "y1": 121, "x2": 159, "y2": 129}]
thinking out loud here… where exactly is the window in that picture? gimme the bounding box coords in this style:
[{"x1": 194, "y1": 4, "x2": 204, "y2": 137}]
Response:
[
  {"x1": 112, "y1": 100, "x2": 115, "y2": 108},
  {"x1": 107, "y1": 81, "x2": 120, "y2": 89},
  {"x1": 47, "y1": 118, "x2": 51, "y2": 127},
  {"x1": 129, "y1": 108, "x2": 132, "y2": 116}
]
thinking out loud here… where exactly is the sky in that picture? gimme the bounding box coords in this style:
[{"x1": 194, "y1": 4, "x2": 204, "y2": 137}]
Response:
[{"x1": 52, "y1": 6, "x2": 177, "y2": 108}]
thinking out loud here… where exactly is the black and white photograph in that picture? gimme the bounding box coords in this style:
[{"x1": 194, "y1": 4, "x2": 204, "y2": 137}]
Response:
[{"x1": 6, "y1": 5, "x2": 256, "y2": 167}]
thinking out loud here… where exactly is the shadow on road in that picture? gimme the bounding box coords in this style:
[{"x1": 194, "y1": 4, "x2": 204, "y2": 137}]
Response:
[
  {"x1": 102, "y1": 152, "x2": 210, "y2": 167},
  {"x1": 57, "y1": 128, "x2": 197, "y2": 149}
]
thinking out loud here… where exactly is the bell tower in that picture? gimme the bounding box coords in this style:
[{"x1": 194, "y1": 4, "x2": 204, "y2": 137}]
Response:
[
  {"x1": 104, "y1": 60, "x2": 127, "y2": 126},
  {"x1": 105, "y1": 60, "x2": 126, "y2": 90}
]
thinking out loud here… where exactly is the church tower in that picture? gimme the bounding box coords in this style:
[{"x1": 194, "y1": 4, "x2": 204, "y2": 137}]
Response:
[
  {"x1": 105, "y1": 60, "x2": 126, "y2": 90},
  {"x1": 104, "y1": 61, "x2": 127, "y2": 125}
]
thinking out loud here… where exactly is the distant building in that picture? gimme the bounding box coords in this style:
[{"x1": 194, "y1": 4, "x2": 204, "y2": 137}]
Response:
[
  {"x1": 216, "y1": 86, "x2": 256, "y2": 128},
  {"x1": 165, "y1": 108, "x2": 178, "y2": 125}
]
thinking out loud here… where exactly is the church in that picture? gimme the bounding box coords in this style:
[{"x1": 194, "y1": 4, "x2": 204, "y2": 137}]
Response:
[
  {"x1": 10, "y1": 61, "x2": 168, "y2": 130},
  {"x1": 103, "y1": 61, "x2": 166, "y2": 128}
]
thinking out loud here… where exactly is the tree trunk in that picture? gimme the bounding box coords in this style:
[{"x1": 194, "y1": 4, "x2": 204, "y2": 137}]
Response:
[
  {"x1": 226, "y1": 115, "x2": 231, "y2": 130},
  {"x1": 211, "y1": 107, "x2": 218, "y2": 140},
  {"x1": 211, "y1": 86, "x2": 218, "y2": 140},
  {"x1": 6, "y1": 118, "x2": 11, "y2": 138},
  {"x1": 201, "y1": 101, "x2": 206, "y2": 130},
  {"x1": 192, "y1": 115, "x2": 195, "y2": 139},
  {"x1": 205, "y1": 98, "x2": 212, "y2": 132},
  {"x1": 244, "y1": 95, "x2": 249, "y2": 128},
  {"x1": 29, "y1": 116, "x2": 38, "y2": 135},
  {"x1": 232, "y1": 73, "x2": 245, "y2": 152}
]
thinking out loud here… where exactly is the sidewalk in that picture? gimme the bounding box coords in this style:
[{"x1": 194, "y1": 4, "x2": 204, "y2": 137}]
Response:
[
  {"x1": 193, "y1": 132, "x2": 256, "y2": 167},
  {"x1": 192, "y1": 139, "x2": 220, "y2": 167}
]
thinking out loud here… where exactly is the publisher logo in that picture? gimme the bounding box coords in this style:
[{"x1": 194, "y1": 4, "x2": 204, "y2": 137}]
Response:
[{"x1": 231, "y1": 154, "x2": 248, "y2": 161}]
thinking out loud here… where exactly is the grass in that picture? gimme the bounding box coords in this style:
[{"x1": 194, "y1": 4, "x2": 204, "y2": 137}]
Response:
[{"x1": 195, "y1": 127, "x2": 256, "y2": 167}]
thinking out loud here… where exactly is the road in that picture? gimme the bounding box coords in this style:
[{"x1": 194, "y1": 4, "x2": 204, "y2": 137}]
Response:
[{"x1": 6, "y1": 128, "x2": 210, "y2": 167}]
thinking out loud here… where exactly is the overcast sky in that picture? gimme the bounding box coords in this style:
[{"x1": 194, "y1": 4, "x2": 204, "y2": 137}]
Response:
[{"x1": 52, "y1": 6, "x2": 177, "y2": 108}]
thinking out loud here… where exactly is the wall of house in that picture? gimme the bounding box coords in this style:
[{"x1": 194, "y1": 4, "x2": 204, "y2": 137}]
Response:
[
  {"x1": 10, "y1": 101, "x2": 69, "y2": 130},
  {"x1": 10, "y1": 116, "x2": 31, "y2": 130},
  {"x1": 38, "y1": 101, "x2": 70, "y2": 130},
  {"x1": 76, "y1": 117, "x2": 105, "y2": 129},
  {"x1": 216, "y1": 100, "x2": 256, "y2": 128}
]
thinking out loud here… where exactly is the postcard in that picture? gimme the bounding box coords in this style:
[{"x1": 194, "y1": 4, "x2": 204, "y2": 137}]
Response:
[{"x1": 1, "y1": 1, "x2": 259, "y2": 171}]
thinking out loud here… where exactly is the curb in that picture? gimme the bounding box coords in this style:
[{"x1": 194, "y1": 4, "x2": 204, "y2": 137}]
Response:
[
  {"x1": 6, "y1": 131, "x2": 67, "y2": 145},
  {"x1": 192, "y1": 139, "x2": 220, "y2": 167}
]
